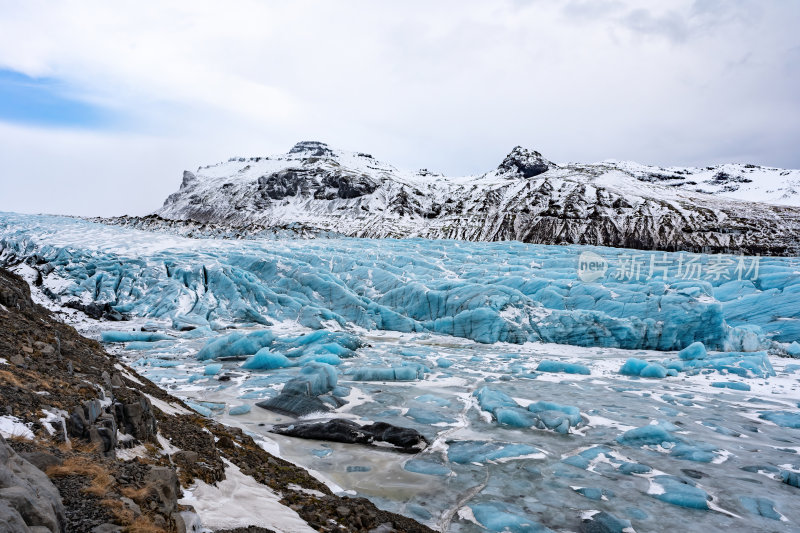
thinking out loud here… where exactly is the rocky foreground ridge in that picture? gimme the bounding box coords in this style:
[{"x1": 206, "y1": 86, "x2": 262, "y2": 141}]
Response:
[
  {"x1": 0, "y1": 268, "x2": 434, "y2": 533},
  {"x1": 108, "y1": 141, "x2": 800, "y2": 255}
]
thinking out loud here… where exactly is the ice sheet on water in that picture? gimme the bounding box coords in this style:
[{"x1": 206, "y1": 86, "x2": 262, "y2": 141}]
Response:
[
  {"x1": 468, "y1": 501, "x2": 554, "y2": 532},
  {"x1": 447, "y1": 440, "x2": 541, "y2": 464},
  {"x1": 102, "y1": 331, "x2": 174, "y2": 342}
]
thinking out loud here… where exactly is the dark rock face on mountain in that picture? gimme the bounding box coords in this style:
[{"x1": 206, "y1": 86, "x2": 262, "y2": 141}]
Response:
[
  {"x1": 498, "y1": 146, "x2": 552, "y2": 177},
  {"x1": 148, "y1": 141, "x2": 800, "y2": 255}
]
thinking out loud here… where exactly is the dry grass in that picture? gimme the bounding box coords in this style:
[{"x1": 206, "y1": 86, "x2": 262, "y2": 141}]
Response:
[
  {"x1": 126, "y1": 516, "x2": 168, "y2": 533},
  {"x1": 121, "y1": 485, "x2": 154, "y2": 502},
  {"x1": 0, "y1": 369, "x2": 23, "y2": 387},
  {"x1": 101, "y1": 498, "x2": 135, "y2": 526},
  {"x1": 47, "y1": 456, "x2": 114, "y2": 496}
]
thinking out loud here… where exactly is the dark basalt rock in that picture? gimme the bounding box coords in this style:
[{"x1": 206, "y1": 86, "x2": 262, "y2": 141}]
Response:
[
  {"x1": 289, "y1": 141, "x2": 334, "y2": 158},
  {"x1": 270, "y1": 418, "x2": 428, "y2": 453},
  {"x1": 258, "y1": 169, "x2": 309, "y2": 200},
  {"x1": 64, "y1": 301, "x2": 126, "y2": 321},
  {"x1": 0, "y1": 435, "x2": 66, "y2": 533},
  {"x1": 321, "y1": 174, "x2": 379, "y2": 199},
  {"x1": 498, "y1": 146, "x2": 552, "y2": 178}
]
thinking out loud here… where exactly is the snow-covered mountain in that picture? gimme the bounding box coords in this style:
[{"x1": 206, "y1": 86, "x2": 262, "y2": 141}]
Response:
[{"x1": 153, "y1": 141, "x2": 800, "y2": 254}]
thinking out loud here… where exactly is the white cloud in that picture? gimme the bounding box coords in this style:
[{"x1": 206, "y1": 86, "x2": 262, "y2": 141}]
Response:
[{"x1": 0, "y1": 0, "x2": 798, "y2": 215}]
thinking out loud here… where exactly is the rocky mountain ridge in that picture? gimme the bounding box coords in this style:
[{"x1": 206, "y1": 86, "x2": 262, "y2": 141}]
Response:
[{"x1": 148, "y1": 141, "x2": 800, "y2": 255}]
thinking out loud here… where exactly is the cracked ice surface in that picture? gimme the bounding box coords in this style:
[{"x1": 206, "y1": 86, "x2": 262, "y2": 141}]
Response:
[{"x1": 2, "y1": 212, "x2": 800, "y2": 531}]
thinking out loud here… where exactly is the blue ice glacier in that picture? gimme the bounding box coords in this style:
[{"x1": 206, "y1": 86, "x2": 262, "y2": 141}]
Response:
[{"x1": 3, "y1": 212, "x2": 800, "y2": 350}]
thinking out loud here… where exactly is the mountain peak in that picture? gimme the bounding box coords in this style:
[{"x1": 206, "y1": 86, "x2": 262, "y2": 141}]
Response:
[
  {"x1": 498, "y1": 146, "x2": 553, "y2": 178},
  {"x1": 288, "y1": 141, "x2": 334, "y2": 158}
]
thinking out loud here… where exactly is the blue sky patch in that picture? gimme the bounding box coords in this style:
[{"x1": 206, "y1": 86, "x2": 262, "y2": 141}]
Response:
[{"x1": 0, "y1": 69, "x2": 109, "y2": 128}]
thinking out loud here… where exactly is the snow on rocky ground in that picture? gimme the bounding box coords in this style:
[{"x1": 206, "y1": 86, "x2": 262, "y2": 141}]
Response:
[{"x1": 2, "y1": 212, "x2": 800, "y2": 531}]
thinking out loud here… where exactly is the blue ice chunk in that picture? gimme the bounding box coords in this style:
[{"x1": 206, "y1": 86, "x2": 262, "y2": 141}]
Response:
[
  {"x1": 346, "y1": 466, "x2": 371, "y2": 473},
  {"x1": 282, "y1": 362, "x2": 338, "y2": 396},
  {"x1": 474, "y1": 387, "x2": 518, "y2": 413},
  {"x1": 347, "y1": 366, "x2": 422, "y2": 381},
  {"x1": 677, "y1": 351, "x2": 775, "y2": 379},
  {"x1": 197, "y1": 401, "x2": 225, "y2": 411},
  {"x1": 640, "y1": 363, "x2": 668, "y2": 379},
  {"x1": 617, "y1": 424, "x2": 677, "y2": 447},
  {"x1": 242, "y1": 349, "x2": 293, "y2": 370},
  {"x1": 229, "y1": 404, "x2": 251, "y2": 415},
  {"x1": 332, "y1": 385, "x2": 351, "y2": 397},
  {"x1": 182, "y1": 326, "x2": 214, "y2": 339},
  {"x1": 619, "y1": 358, "x2": 649, "y2": 376},
  {"x1": 185, "y1": 401, "x2": 212, "y2": 417},
  {"x1": 297, "y1": 353, "x2": 343, "y2": 366},
  {"x1": 102, "y1": 331, "x2": 173, "y2": 342},
  {"x1": 436, "y1": 358, "x2": 453, "y2": 368},
  {"x1": 527, "y1": 401, "x2": 582, "y2": 426},
  {"x1": 787, "y1": 341, "x2": 800, "y2": 358},
  {"x1": 239, "y1": 389, "x2": 275, "y2": 400},
  {"x1": 404, "y1": 459, "x2": 450, "y2": 476},
  {"x1": 197, "y1": 330, "x2": 275, "y2": 361},
  {"x1": 495, "y1": 408, "x2": 539, "y2": 428},
  {"x1": 536, "y1": 360, "x2": 590, "y2": 375},
  {"x1": 172, "y1": 314, "x2": 209, "y2": 331},
  {"x1": 131, "y1": 357, "x2": 181, "y2": 368},
  {"x1": 124, "y1": 340, "x2": 175, "y2": 351},
  {"x1": 740, "y1": 497, "x2": 782, "y2": 520},
  {"x1": 580, "y1": 512, "x2": 631, "y2": 533},
  {"x1": 311, "y1": 448, "x2": 332, "y2": 457},
  {"x1": 415, "y1": 394, "x2": 450, "y2": 407},
  {"x1": 669, "y1": 442, "x2": 717, "y2": 463},
  {"x1": 780, "y1": 470, "x2": 800, "y2": 488},
  {"x1": 679, "y1": 341, "x2": 707, "y2": 360},
  {"x1": 618, "y1": 462, "x2": 652, "y2": 475},
  {"x1": 204, "y1": 363, "x2": 223, "y2": 375},
  {"x1": 407, "y1": 504, "x2": 432, "y2": 520},
  {"x1": 469, "y1": 502, "x2": 554, "y2": 533},
  {"x1": 405, "y1": 408, "x2": 456, "y2": 425},
  {"x1": 562, "y1": 455, "x2": 590, "y2": 469},
  {"x1": 447, "y1": 440, "x2": 540, "y2": 464},
  {"x1": 711, "y1": 381, "x2": 751, "y2": 391},
  {"x1": 573, "y1": 487, "x2": 611, "y2": 500},
  {"x1": 651, "y1": 475, "x2": 710, "y2": 509},
  {"x1": 759, "y1": 411, "x2": 800, "y2": 428}
]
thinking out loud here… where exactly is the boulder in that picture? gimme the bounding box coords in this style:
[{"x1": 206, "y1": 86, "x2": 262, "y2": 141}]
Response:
[{"x1": 0, "y1": 435, "x2": 65, "y2": 532}]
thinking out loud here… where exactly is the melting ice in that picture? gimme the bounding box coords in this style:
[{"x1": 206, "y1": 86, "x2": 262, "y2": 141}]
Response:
[{"x1": 2, "y1": 212, "x2": 800, "y2": 531}]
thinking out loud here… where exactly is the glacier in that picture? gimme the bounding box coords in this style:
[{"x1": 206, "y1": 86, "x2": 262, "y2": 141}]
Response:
[
  {"x1": 2, "y1": 211, "x2": 800, "y2": 532},
  {"x1": 2, "y1": 212, "x2": 799, "y2": 350}
]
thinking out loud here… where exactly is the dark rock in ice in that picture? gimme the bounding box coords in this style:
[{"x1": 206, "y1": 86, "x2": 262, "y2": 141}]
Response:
[
  {"x1": 64, "y1": 300, "x2": 126, "y2": 321},
  {"x1": 270, "y1": 418, "x2": 427, "y2": 453}
]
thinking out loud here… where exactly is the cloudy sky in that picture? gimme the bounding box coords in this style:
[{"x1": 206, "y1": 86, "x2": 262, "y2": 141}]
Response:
[{"x1": 1, "y1": 0, "x2": 798, "y2": 216}]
